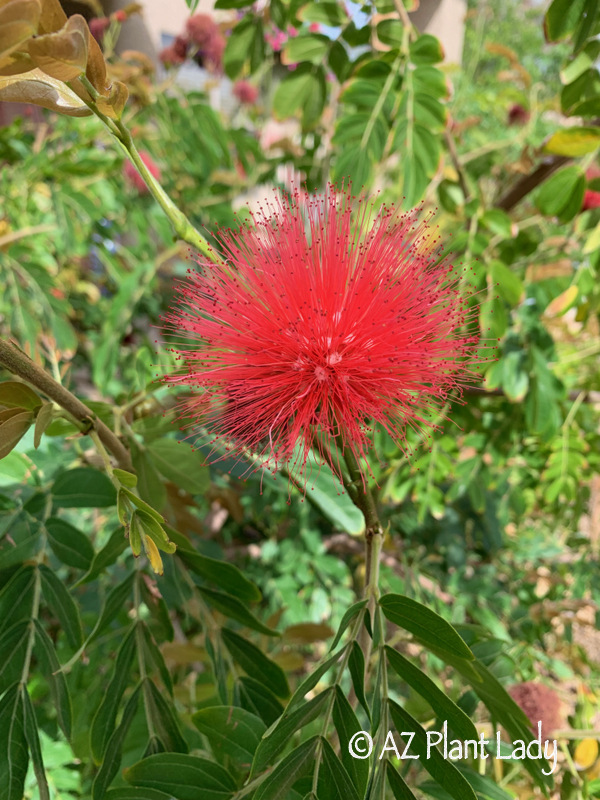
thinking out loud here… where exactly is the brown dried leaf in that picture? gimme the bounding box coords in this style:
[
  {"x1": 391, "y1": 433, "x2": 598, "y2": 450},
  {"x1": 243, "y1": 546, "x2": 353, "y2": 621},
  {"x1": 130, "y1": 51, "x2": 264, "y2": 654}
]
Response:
[
  {"x1": 0, "y1": 66, "x2": 92, "y2": 115},
  {"x1": 28, "y1": 13, "x2": 88, "y2": 81},
  {"x1": 0, "y1": 0, "x2": 40, "y2": 60},
  {"x1": 37, "y1": 0, "x2": 66, "y2": 34},
  {"x1": 85, "y1": 31, "x2": 108, "y2": 93}
]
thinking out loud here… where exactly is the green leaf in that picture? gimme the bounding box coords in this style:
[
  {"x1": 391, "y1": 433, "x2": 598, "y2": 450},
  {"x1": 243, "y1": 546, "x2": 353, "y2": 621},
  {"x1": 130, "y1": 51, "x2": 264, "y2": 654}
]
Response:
[
  {"x1": 387, "y1": 762, "x2": 419, "y2": 800},
  {"x1": 124, "y1": 753, "x2": 236, "y2": 800},
  {"x1": 491, "y1": 261, "x2": 524, "y2": 307},
  {"x1": 91, "y1": 625, "x2": 137, "y2": 763},
  {"x1": 170, "y1": 528, "x2": 260, "y2": 603},
  {"x1": 0, "y1": 381, "x2": 41, "y2": 411},
  {"x1": 299, "y1": 2, "x2": 348, "y2": 25},
  {"x1": 238, "y1": 677, "x2": 284, "y2": 726},
  {"x1": 544, "y1": 126, "x2": 600, "y2": 156},
  {"x1": 92, "y1": 684, "x2": 142, "y2": 800},
  {"x1": 45, "y1": 517, "x2": 94, "y2": 570},
  {"x1": 199, "y1": 587, "x2": 278, "y2": 637},
  {"x1": 284, "y1": 34, "x2": 330, "y2": 65},
  {"x1": 220, "y1": 619, "x2": 288, "y2": 695},
  {"x1": 379, "y1": 594, "x2": 475, "y2": 660},
  {"x1": 143, "y1": 679, "x2": 189, "y2": 753},
  {"x1": 33, "y1": 402, "x2": 53, "y2": 449},
  {"x1": 273, "y1": 64, "x2": 326, "y2": 127},
  {"x1": 223, "y1": 17, "x2": 256, "y2": 79},
  {"x1": 332, "y1": 687, "x2": 369, "y2": 797},
  {"x1": 330, "y1": 600, "x2": 367, "y2": 651},
  {"x1": 0, "y1": 622, "x2": 29, "y2": 695},
  {"x1": 377, "y1": 19, "x2": 404, "y2": 47},
  {"x1": 139, "y1": 622, "x2": 173, "y2": 694},
  {"x1": 535, "y1": 166, "x2": 585, "y2": 222},
  {"x1": 192, "y1": 706, "x2": 266, "y2": 770},
  {"x1": 91, "y1": 572, "x2": 135, "y2": 640},
  {"x1": 254, "y1": 736, "x2": 319, "y2": 800},
  {"x1": 306, "y1": 457, "x2": 365, "y2": 535},
  {"x1": 288, "y1": 648, "x2": 345, "y2": 709},
  {"x1": 0, "y1": 533, "x2": 41, "y2": 572},
  {"x1": 388, "y1": 701, "x2": 477, "y2": 800},
  {"x1": 147, "y1": 438, "x2": 210, "y2": 496},
  {"x1": 0, "y1": 410, "x2": 34, "y2": 458},
  {"x1": 120, "y1": 487, "x2": 164, "y2": 523},
  {"x1": 131, "y1": 446, "x2": 166, "y2": 511},
  {"x1": 348, "y1": 640, "x2": 370, "y2": 719},
  {"x1": 0, "y1": 566, "x2": 35, "y2": 636},
  {"x1": 544, "y1": 0, "x2": 586, "y2": 42},
  {"x1": 385, "y1": 647, "x2": 478, "y2": 740},
  {"x1": 39, "y1": 564, "x2": 83, "y2": 649},
  {"x1": 52, "y1": 467, "x2": 117, "y2": 508},
  {"x1": 0, "y1": 684, "x2": 27, "y2": 800},
  {"x1": 113, "y1": 468, "x2": 138, "y2": 488},
  {"x1": 104, "y1": 791, "x2": 175, "y2": 800},
  {"x1": 251, "y1": 689, "x2": 333, "y2": 776},
  {"x1": 319, "y1": 737, "x2": 361, "y2": 800},
  {"x1": 22, "y1": 688, "x2": 50, "y2": 800},
  {"x1": 33, "y1": 620, "x2": 72, "y2": 739},
  {"x1": 77, "y1": 526, "x2": 127, "y2": 585},
  {"x1": 410, "y1": 34, "x2": 444, "y2": 64}
]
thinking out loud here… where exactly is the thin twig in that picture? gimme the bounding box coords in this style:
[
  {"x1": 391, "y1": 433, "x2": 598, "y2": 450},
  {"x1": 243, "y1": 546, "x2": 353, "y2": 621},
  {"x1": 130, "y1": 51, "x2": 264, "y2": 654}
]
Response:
[{"x1": 0, "y1": 338, "x2": 132, "y2": 470}]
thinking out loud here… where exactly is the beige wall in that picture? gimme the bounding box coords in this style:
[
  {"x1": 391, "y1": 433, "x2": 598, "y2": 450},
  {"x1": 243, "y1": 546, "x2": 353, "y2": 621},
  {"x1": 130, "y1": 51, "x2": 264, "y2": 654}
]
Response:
[
  {"x1": 410, "y1": 0, "x2": 467, "y2": 64},
  {"x1": 108, "y1": 0, "x2": 466, "y2": 65}
]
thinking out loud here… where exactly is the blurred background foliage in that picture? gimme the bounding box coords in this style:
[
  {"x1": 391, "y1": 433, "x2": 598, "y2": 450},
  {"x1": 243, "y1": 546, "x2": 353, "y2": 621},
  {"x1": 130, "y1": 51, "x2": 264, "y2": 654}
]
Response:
[{"x1": 1, "y1": 0, "x2": 600, "y2": 798}]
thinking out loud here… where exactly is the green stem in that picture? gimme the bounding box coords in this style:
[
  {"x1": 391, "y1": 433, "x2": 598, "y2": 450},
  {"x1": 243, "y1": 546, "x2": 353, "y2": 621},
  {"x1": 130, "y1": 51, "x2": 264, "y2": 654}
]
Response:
[
  {"x1": 340, "y1": 444, "x2": 384, "y2": 674},
  {"x1": 78, "y1": 77, "x2": 218, "y2": 262}
]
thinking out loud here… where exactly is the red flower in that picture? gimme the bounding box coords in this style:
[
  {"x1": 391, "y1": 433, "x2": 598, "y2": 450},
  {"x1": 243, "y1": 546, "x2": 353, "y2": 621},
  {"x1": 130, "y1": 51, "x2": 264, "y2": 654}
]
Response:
[
  {"x1": 89, "y1": 17, "x2": 110, "y2": 42},
  {"x1": 113, "y1": 9, "x2": 127, "y2": 23},
  {"x1": 186, "y1": 13, "x2": 218, "y2": 46},
  {"x1": 507, "y1": 103, "x2": 529, "y2": 126},
  {"x1": 233, "y1": 80, "x2": 259, "y2": 105},
  {"x1": 583, "y1": 165, "x2": 600, "y2": 210},
  {"x1": 162, "y1": 187, "x2": 479, "y2": 487},
  {"x1": 123, "y1": 151, "x2": 161, "y2": 194}
]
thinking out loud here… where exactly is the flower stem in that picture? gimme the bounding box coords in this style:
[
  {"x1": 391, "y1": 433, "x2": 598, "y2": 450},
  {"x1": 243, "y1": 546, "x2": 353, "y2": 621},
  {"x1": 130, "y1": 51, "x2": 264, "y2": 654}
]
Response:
[
  {"x1": 77, "y1": 76, "x2": 218, "y2": 262},
  {"x1": 340, "y1": 444, "x2": 384, "y2": 669}
]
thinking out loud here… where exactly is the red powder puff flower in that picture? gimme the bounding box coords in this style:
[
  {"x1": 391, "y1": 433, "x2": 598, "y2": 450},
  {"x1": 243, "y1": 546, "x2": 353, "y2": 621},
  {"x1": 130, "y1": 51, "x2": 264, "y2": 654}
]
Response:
[
  {"x1": 203, "y1": 32, "x2": 225, "y2": 71},
  {"x1": 123, "y1": 151, "x2": 161, "y2": 194},
  {"x1": 89, "y1": 16, "x2": 110, "y2": 42},
  {"x1": 113, "y1": 9, "x2": 127, "y2": 23},
  {"x1": 162, "y1": 186, "x2": 479, "y2": 488},
  {"x1": 233, "y1": 80, "x2": 259, "y2": 105},
  {"x1": 186, "y1": 13, "x2": 218, "y2": 46},
  {"x1": 308, "y1": 22, "x2": 320, "y2": 33},
  {"x1": 507, "y1": 103, "x2": 530, "y2": 126}
]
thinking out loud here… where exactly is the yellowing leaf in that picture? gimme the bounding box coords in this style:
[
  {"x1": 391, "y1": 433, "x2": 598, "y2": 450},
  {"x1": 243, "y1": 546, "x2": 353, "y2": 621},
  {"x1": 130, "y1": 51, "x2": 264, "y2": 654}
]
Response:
[
  {"x1": 142, "y1": 533, "x2": 164, "y2": 575},
  {"x1": 283, "y1": 623, "x2": 335, "y2": 644},
  {"x1": 38, "y1": 0, "x2": 67, "y2": 34},
  {"x1": 544, "y1": 127, "x2": 600, "y2": 157},
  {"x1": 545, "y1": 285, "x2": 578, "y2": 317},
  {"x1": 95, "y1": 79, "x2": 128, "y2": 119},
  {"x1": 574, "y1": 738, "x2": 599, "y2": 771},
  {"x1": 0, "y1": 67, "x2": 92, "y2": 115},
  {"x1": 28, "y1": 13, "x2": 88, "y2": 81},
  {"x1": 0, "y1": 0, "x2": 40, "y2": 61},
  {"x1": 584, "y1": 223, "x2": 600, "y2": 254}
]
